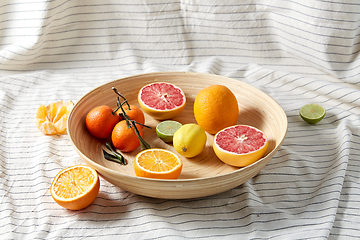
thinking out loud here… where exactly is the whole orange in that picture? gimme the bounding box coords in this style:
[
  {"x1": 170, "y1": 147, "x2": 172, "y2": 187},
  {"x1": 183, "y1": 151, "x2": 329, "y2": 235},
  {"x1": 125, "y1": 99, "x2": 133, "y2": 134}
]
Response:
[
  {"x1": 194, "y1": 85, "x2": 239, "y2": 134},
  {"x1": 85, "y1": 105, "x2": 120, "y2": 139},
  {"x1": 111, "y1": 120, "x2": 144, "y2": 152},
  {"x1": 116, "y1": 104, "x2": 145, "y2": 126}
]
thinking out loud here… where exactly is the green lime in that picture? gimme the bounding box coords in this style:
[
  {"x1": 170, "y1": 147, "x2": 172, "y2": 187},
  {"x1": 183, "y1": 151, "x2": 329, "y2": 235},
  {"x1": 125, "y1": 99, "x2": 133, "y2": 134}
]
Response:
[
  {"x1": 156, "y1": 120, "x2": 182, "y2": 142},
  {"x1": 299, "y1": 104, "x2": 326, "y2": 124}
]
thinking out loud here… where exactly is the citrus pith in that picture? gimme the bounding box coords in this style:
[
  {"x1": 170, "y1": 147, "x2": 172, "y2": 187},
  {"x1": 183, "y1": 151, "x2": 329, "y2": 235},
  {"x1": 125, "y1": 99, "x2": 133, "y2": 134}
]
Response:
[{"x1": 213, "y1": 125, "x2": 268, "y2": 167}]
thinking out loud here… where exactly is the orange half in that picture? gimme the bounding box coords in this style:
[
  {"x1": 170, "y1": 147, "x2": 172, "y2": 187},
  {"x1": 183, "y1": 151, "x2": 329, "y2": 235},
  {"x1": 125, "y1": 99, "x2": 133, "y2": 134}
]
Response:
[
  {"x1": 134, "y1": 148, "x2": 183, "y2": 179},
  {"x1": 50, "y1": 165, "x2": 100, "y2": 210}
]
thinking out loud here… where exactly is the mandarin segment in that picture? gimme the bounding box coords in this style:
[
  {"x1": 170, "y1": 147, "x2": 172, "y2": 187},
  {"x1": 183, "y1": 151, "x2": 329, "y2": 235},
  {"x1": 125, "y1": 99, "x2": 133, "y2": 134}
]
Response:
[{"x1": 36, "y1": 100, "x2": 74, "y2": 135}]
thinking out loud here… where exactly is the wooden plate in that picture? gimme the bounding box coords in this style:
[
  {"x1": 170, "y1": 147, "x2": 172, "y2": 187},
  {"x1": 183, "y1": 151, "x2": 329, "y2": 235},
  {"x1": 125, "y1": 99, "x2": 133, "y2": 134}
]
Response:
[{"x1": 68, "y1": 72, "x2": 288, "y2": 199}]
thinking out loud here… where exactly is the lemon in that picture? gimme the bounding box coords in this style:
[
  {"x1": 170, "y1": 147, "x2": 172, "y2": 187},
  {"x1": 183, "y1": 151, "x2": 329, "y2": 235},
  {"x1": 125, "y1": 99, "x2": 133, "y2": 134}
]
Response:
[{"x1": 173, "y1": 123, "x2": 207, "y2": 158}]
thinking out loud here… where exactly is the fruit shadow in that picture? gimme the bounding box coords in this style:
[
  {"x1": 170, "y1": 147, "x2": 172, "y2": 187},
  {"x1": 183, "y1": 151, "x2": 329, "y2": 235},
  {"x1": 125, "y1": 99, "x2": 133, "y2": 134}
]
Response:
[{"x1": 74, "y1": 185, "x2": 133, "y2": 220}]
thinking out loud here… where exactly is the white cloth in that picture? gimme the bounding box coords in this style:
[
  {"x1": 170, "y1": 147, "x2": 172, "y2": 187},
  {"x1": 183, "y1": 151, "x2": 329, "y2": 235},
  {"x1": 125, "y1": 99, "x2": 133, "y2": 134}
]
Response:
[{"x1": 1, "y1": 1, "x2": 360, "y2": 239}]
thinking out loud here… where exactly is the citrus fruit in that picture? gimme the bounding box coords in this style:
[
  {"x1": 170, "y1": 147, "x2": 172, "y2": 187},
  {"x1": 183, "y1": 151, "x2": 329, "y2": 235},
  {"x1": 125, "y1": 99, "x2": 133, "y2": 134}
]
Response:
[
  {"x1": 156, "y1": 120, "x2": 182, "y2": 142},
  {"x1": 111, "y1": 120, "x2": 144, "y2": 152},
  {"x1": 194, "y1": 85, "x2": 239, "y2": 134},
  {"x1": 116, "y1": 104, "x2": 145, "y2": 126},
  {"x1": 173, "y1": 123, "x2": 207, "y2": 158},
  {"x1": 138, "y1": 82, "x2": 186, "y2": 120},
  {"x1": 36, "y1": 100, "x2": 74, "y2": 135},
  {"x1": 213, "y1": 125, "x2": 268, "y2": 167},
  {"x1": 134, "y1": 148, "x2": 183, "y2": 179},
  {"x1": 85, "y1": 105, "x2": 121, "y2": 139},
  {"x1": 50, "y1": 165, "x2": 100, "y2": 210},
  {"x1": 299, "y1": 103, "x2": 326, "y2": 124}
]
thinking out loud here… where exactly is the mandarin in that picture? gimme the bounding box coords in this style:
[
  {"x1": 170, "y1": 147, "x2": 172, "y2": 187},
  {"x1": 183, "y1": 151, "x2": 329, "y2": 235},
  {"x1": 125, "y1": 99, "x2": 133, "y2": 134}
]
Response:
[
  {"x1": 85, "y1": 105, "x2": 120, "y2": 139},
  {"x1": 116, "y1": 104, "x2": 145, "y2": 126},
  {"x1": 194, "y1": 85, "x2": 239, "y2": 134},
  {"x1": 111, "y1": 120, "x2": 144, "y2": 152}
]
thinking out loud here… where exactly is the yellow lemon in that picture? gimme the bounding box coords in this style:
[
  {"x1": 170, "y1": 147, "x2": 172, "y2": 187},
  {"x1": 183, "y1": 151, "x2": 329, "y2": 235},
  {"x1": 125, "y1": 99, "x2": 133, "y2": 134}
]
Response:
[{"x1": 173, "y1": 123, "x2": 207, "y2": 158}]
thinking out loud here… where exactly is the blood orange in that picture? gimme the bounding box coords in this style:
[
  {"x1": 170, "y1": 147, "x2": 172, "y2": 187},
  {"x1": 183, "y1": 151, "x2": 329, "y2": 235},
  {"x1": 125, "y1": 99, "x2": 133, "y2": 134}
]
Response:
[
  {"x1": 213, "y1": 125, "x2": 268, "y2": 167},
  {"x1": 138, "y1": 82, "x2": 186, "y2": 120}
]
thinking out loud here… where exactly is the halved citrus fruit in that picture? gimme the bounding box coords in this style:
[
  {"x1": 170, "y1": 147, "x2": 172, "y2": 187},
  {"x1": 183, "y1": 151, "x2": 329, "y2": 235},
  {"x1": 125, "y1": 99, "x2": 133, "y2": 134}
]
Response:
[
  {"x1": 213, "y1": 125, "x2": 268, "y2": 167},
  {"x1": 134, "y1": 148, "x2": 183, "y2": 179},
  {"x1": 50, "y1": 165, "x2": 100, "y2": 210},
  {"x1": 299, "y1": 103, "x2": 326, "y2": 124},
  {"x1": 156, "y1": 120, "x2": 182, "y2": 142},
  {"x1": 36, "y1": 100, "x2": 74, "y2": 135},
  {"x1": 138, "y1": 82, "x2": 186, "y2": 120}
]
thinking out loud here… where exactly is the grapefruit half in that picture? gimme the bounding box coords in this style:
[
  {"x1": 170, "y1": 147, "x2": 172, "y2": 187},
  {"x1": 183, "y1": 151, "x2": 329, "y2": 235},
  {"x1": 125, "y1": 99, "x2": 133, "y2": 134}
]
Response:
[
  {"x1": 213, "y1": 125, "x2": 268, "y2": 167},
  {"x1": 138, "y1": 82, "x2": 186, "y2": 120}
]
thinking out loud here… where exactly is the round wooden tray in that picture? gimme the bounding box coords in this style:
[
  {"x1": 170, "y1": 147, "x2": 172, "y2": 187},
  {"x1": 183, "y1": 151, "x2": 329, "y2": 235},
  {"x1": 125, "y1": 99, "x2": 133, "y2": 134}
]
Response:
[{"x1": 68, "y1": 72, "x2": 288, "y2": 199}]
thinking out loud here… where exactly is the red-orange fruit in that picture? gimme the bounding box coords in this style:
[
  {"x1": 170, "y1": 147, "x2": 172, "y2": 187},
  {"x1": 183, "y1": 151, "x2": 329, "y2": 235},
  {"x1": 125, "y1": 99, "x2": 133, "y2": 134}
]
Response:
[{"x1": 85, "y1": 105, "x2": 121, "y2": 139}]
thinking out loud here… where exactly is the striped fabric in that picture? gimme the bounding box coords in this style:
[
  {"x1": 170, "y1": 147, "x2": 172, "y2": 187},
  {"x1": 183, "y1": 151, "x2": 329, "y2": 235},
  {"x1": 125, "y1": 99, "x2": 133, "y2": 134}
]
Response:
[{"x1": 1, "y1": 0, "x2": 360, "y2": 239}]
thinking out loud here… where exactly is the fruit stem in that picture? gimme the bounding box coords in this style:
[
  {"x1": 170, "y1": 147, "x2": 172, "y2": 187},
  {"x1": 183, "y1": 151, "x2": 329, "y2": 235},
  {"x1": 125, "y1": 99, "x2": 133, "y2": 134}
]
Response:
[
  {"x1": 112, "y1": 88, "x2": 152, "y2": 151},
  {"x1": 117, "y1": 98, "x2": 132, "y2": 128},
  {"x1": 112, "y1": 87, "x2": 131, "y2": 109},
  {"x1": 131, "y1": 120, "x2": 151, "y2": 150}
]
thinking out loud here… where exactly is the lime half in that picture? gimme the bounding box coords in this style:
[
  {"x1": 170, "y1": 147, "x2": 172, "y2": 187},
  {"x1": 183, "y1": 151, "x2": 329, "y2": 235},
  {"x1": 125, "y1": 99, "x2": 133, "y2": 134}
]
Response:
[
  {"x1": 299, "y1": 104, "x2": 326, "y2": 124},
  {"x1": 156, "y1": 120, "x2": 182, "y2": 142}
]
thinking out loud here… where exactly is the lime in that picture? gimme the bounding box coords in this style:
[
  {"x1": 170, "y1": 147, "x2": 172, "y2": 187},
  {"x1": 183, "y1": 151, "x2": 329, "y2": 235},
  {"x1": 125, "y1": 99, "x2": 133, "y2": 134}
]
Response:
[
  {"x1": 156, "y1": 120, "x2": 182, "y2": 142},
  {"x1": 299, "y1": 104, "x2": 326, "y2": 124}
]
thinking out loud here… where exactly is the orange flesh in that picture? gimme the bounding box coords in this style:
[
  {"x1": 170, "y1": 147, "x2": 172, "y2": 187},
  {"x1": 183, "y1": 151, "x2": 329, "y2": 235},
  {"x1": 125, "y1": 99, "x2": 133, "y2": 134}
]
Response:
[{"x1": 53, "y1": 167, "x2": 95, "y2": 199}]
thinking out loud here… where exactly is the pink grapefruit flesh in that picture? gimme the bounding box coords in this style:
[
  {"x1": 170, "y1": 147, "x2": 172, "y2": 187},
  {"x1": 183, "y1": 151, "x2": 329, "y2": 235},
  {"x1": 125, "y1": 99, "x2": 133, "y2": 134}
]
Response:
[
  {"x1": 138, "y1": 82, "x2": 186, "y2": 120},
  {"x1": 213, "y1": 125, "x2": 268, "y2": 167}
]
